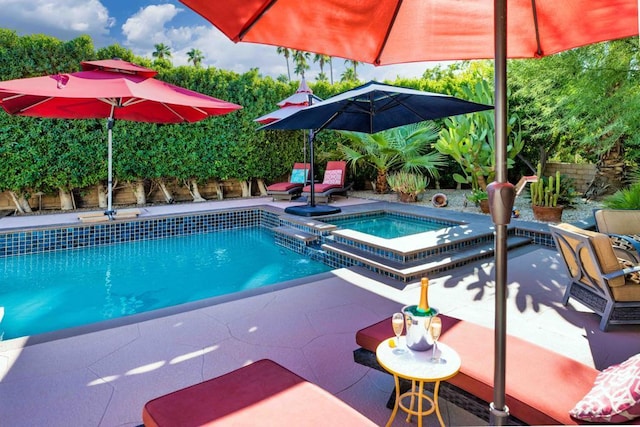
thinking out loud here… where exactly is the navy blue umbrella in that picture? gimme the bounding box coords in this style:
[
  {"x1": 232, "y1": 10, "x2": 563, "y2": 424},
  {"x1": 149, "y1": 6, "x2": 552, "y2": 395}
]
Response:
[
  {"x1": 261, "y1": 81, "x2": 493, "y2": 134},
  {"x1": 260, "y1": 81, "x2": 492, "y2": 216}
]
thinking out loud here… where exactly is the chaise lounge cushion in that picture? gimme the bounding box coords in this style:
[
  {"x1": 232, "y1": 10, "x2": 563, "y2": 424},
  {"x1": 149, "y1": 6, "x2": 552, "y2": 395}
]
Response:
[
  {"x1": 142, "y1": 359, "x2": 376, "y2": 426},
  {"x1": 570, "y1": 353, "x2": 640, "y2": 423}
]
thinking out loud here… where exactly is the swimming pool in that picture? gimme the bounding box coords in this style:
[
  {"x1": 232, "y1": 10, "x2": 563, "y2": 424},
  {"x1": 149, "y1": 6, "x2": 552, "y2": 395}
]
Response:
[
  {"x1": 0, "y1": 227, "x2": 330, "y2": 340},
  {"x1": 327, "y1": 212, "x2": 456, "y2": 239}
]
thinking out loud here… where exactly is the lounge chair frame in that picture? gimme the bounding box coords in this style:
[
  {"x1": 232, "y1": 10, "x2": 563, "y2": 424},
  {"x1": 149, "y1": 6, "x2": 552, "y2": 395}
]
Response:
[{"x1": 549, "y1": 223, "x2": 640, "y2": 331}]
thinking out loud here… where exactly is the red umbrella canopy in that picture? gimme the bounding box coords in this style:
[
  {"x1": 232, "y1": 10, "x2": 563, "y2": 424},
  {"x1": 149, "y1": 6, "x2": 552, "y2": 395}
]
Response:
[
  {"x1": 180, "y1": 0, "x2": 638, "y2": 64},
  {"x1": 254, "y1": 77, "x2": 322, "y2": 124},
  {"x1": 0, "y1": 59, "x2": 241, "y2": 123}
]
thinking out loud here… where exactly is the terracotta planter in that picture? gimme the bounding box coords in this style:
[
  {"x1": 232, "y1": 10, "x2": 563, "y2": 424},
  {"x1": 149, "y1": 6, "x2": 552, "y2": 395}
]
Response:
[
  {"x1": 479, "y1": 199, "x2": 490, "y2": 214},
  {"x1": 532, "y1": 205, "x2": 564, "y2": 222},
  {"x1": 397, "y1": 192, "x2": 418, "y2": 203}
]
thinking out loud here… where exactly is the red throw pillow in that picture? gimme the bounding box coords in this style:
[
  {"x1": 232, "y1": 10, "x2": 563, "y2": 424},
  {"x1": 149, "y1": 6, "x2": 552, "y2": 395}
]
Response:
[{"x1": 569, "y1": 353, "x2": 640, "y2": 423}]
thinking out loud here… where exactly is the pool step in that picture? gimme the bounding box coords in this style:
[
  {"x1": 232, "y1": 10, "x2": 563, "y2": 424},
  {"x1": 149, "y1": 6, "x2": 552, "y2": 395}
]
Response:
[
  {"x1": 322, "y1": 235, "x2": 532, "y2": 283},
  {"x1": 273, "y1": 226, "x2": 320, "y2": 255}
]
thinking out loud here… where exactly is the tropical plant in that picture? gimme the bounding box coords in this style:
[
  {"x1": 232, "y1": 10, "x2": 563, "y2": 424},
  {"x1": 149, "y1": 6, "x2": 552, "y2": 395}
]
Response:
[
  {"x1": 602, "y1": 182, "x2": 640, "y2": 209},
  {"x1": 292, "y1": 50, "x2": 310, "y2": 78},
  {"x1": 344, "y1": 59, "x2": 361, "y2": 81},
  {"x1": 466, "y1": 188, "x2": 488, "y2": 204},
  {"x1": 152, "y1": 43, "x2": 172, "y2": 60},
  {"x1": 313, "y1": 53, "x2": 332, "y2": 84},
  {"x1": 187, "y1": 48, "x2": 204, "y2": 67},
  {"x1": 339, "y1": 122, "x2": 446, "y2": 193},
  {"x1": 387, "y1": 171, "x2": 429, "y2": 198},
  {"x1": 530, "y1": 165, "x2": 577, "y2": 208},
  {"x1": 276, "y1": 46, "x2": 292, "y2": 81},
  {"x1": 435, "y1": 79, "x2": 523, "y2": 193}
]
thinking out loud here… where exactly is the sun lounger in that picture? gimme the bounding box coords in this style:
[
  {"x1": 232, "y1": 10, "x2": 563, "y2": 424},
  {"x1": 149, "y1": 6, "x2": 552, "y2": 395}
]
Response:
[
  {"x1": 142, "y1": 359, "x2": 376, "y2": 426},
  {"x1": 302, "y1": 160, "x2": 352, "y2": 203},
  {"x1": 266, "y1": 162, "x2": 311, "y2": 200},
  {"x1": 354, "y1": 314, "x2": 640, "y2": 425},
  {"x1": 78, "y1": 208, "x2": 141, "y2": 223}
]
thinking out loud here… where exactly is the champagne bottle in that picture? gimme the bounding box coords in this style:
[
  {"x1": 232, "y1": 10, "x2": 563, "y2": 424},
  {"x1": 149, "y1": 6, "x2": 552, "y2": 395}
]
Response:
[
  {"x1": 418, "y1": 277, "x2": 430, "y2": 313},
  {"x1": 405, "y1": 276, "x2": 436, "y2": 317}
]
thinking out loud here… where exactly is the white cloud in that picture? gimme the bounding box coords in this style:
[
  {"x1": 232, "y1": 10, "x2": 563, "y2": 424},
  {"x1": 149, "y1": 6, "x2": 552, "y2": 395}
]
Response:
[
  {"x1": 121, "y1": 4, "x2": 179, "y2": 48},
  {"x1": 0, "y1": 0, "x2": 114, "y2": 41}
]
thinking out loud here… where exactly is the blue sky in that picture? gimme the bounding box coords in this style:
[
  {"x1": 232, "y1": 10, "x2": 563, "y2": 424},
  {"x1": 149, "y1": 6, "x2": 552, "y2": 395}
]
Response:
[{"x1": 0, "y1": 0, "x2": 445, "y2": 82}]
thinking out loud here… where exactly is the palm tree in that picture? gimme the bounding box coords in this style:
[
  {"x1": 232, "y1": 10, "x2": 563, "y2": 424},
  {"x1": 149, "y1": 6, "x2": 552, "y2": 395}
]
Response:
[
  {"x1": 292, "y1": 50, "x2": 310, "y2": 78},
  {"x1": 187, "y1": 49, "x2": 204, "y2": 68},
  {"x1": 276, "y1": 46, "x2": 292, "y2": 81},
  {"x1": 152, "y1": 43, "x2": 172, "y2": 60},
  {"x1": 313, "y1": 54, "x2": 332, "y2": 83},
  {"x1": 340, "y1": 67, "x2": 357, "y2": 82},
  {"x1": 340, "y1": 123, "x2": 446, "y2": 193},
  {"x1": 344, "y1": 59, "x2": 361, "y2": 81}
]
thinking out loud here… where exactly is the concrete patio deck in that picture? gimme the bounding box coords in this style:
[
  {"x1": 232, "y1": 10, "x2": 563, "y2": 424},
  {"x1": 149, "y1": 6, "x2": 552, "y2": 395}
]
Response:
[{"x1": 1, "y1": 196, "x2": 639, "y2": 426}]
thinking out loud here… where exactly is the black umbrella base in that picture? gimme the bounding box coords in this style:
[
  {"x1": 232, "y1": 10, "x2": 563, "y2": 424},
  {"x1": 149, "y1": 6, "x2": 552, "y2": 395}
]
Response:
[{"x1": 284, "y1": 205, "x2": 341, "y2": 217}]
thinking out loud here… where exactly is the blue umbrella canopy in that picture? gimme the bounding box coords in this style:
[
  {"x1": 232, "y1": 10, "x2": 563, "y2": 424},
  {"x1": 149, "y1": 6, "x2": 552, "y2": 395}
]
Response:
[{"x1": 260, "y1": 80, "x2": 493, "y2": 133}]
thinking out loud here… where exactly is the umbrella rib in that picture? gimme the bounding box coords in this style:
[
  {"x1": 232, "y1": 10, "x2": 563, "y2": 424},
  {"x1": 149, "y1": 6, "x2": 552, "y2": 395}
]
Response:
[
  {"x1": 530, "y1": 0, "x2": 543, "y2": 56},
  {"x1": 238, "y1": 0, "x2": 279, "y2": 41},
  {"x1": 5, "y1": 95, "x2": 54, "y2": 114},
  {"x1": 374, "y1": 0, "x2": 404, "y2": 65}
]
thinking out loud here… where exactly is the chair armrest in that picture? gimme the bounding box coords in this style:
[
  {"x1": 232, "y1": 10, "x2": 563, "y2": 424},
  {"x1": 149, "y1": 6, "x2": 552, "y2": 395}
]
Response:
[{"x1": 602, "y1": 264, "x2": 640, "y2": 281}]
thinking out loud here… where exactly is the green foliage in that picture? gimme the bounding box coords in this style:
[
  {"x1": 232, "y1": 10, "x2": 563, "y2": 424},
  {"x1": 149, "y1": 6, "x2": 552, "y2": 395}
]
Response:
[
  {"x1": 465, "y1": 188, "x2": 488, "y2": 204},
  {"x1": 509, "y1": 38, "x2": 640, "y2": 166},
  {"x1": 435, "y1": 74, "x2": 523, "y2": 191},
  {"x1": 387, "y1": 171, "x2": 429, "y2": 196},
  {"x1": 3, "y1": 31, "x2": 640, "y2": 205},
  {"x1": 602, "y1": 183, "x2": 640, "y2": 209},
  {"x1": 339, "y1": 123, "x2": 446, "y2": 193}
]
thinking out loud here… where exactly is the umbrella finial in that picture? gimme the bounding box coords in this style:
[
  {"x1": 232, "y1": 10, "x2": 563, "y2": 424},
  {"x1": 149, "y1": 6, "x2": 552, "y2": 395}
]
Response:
[{"x1": 296, "y1": 77, "x2": 312, "y2": 94}]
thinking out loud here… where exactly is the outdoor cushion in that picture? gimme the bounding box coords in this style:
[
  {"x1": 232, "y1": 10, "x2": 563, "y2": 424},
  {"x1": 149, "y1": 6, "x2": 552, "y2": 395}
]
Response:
[
  {"x1": 290, "y1": 168, "x2": 307, "y2": 183},
  {"x1": 267, "y1": 182, "x2": 303, "y2": 192},
  {"x1": 569, "y1": 353, "x2": 640, "y2": 423},
  {"x1": 595, "y1": 209, "x2": 640, "y2": 236},
  {"x1": 143, "y1": 359, "x2": 376, "y2": 426},
  {"x1": 323, "y1": 169, "x2": 343, "y2": 185},
  {"x1": 555, "y1": 223, "x2": 626, "y2": 288}
]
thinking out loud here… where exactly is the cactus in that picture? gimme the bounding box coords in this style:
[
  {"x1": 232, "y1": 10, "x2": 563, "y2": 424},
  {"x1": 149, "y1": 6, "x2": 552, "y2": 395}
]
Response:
[{"x1": 531, "y1": 165, "x2": 562, "y2": 207}]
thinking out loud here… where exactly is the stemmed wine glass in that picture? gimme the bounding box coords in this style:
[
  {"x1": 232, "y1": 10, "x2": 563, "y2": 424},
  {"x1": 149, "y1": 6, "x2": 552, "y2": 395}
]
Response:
[
  {"x1": 391, "y1": 312, "x2": 406, "y2": 354},
  {"x1": 428, "y1": 316, "x2": 445, "y2": 363}
]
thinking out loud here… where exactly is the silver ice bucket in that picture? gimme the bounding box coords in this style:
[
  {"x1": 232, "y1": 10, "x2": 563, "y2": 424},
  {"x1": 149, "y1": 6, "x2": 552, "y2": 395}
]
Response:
[{"x1": 402, "y1": 304, "x2": 439, "y2": 351}]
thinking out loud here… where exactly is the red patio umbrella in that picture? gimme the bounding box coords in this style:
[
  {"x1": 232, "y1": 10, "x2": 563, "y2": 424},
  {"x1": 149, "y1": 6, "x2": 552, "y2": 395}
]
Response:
[
  {"x1": 254, "y1": 77, "x2": 322, "y2": 124},
  {"x1": 179, "y1": 0, "x2": 639, "y2": 424},
  {"x1": 0, "y1": 59, "x2": 241, "y2": 217}
]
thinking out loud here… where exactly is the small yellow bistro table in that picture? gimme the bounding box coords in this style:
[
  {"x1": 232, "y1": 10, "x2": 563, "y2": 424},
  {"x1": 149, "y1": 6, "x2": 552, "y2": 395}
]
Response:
[{"x1": 376, "y1": 338, "x2": 461, "y2": 427}]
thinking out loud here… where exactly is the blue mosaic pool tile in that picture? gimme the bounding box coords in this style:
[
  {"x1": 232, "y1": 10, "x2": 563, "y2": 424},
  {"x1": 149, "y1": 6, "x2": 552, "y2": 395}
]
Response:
[{"x1": 0, "y1": 208, "x2": 271, "y2": 258}]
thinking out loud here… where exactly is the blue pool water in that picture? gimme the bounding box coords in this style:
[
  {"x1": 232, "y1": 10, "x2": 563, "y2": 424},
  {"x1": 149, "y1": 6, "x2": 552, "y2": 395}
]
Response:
[
  {"x1": 329, "y1": 213, "x2": 450, "y2": 239},
  {"x1": 0, "y1": 227, "x2": 330, "y2": 340}
]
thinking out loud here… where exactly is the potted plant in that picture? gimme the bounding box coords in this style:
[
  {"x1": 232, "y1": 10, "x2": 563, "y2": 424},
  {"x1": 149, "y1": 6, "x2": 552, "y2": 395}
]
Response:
[
  {"x1": 387, "y1": 171, "x2": 429, "y2": 203},
  {"x1": 530, "y1": 165, "x2": 576, "y2": 222},
  {"x1": 466, "y1": 188, "x2": 490, "y2": 213}
]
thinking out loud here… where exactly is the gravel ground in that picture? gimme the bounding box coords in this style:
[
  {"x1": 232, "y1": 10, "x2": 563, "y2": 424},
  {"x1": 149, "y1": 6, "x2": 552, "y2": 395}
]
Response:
[{"x1": 350, "y1": 189, "x2": 602, "y2": 223}]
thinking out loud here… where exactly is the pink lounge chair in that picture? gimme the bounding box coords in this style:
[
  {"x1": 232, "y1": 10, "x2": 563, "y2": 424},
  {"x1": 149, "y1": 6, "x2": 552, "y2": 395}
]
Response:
[
  {"x1": 266, "y1": 162, "x2": 310, "y2": 200},
  {"x1": 302, "y1": 160, "x2": 352, "y2": 203}
]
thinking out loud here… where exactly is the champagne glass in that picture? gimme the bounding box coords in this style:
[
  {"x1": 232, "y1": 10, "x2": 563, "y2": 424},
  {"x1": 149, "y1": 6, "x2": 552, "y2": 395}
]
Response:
[
  {"x1": 428, "y1": 316, "x2": 445, "y2": 363},
  {"x1": 391, "y1": 312, "x2": 405, "y2": 354}
]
